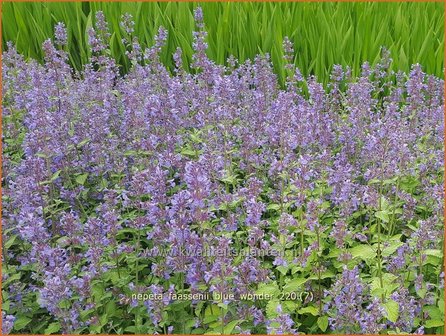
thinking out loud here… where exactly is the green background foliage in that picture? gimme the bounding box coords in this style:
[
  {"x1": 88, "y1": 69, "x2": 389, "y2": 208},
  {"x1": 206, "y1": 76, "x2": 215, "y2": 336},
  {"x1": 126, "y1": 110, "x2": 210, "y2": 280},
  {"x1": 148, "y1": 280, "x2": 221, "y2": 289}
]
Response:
[{"x1": 2, "y1": 2, "x2": 444, "y2": 83}]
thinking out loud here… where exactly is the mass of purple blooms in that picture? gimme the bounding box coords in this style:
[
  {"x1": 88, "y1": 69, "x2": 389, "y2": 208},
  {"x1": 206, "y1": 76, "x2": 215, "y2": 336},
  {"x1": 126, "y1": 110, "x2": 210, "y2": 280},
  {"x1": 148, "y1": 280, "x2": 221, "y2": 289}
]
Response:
[{"x1": 1, "y1": 8, "x2": 444, "y2": 335}]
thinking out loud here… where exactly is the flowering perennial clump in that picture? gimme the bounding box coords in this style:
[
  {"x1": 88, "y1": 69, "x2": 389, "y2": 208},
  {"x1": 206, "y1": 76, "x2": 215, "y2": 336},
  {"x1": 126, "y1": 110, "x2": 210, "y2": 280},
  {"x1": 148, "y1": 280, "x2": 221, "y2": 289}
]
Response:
[{"x1": 1, "y1": 9, "x2": 444, "y2": 335}]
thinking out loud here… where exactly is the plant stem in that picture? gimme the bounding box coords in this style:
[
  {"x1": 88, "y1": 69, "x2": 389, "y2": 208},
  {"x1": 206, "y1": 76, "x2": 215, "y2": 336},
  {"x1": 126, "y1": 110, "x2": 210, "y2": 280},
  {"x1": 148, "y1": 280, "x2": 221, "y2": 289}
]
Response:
[
  {"x1": 135, "y1": 229, "x2": 141, "y2": 333},
  {"x1": 389, "y1": 174, "x2": 400, "y2": 237},
  {"x1": 220, "y1": 306, "x2": 224, "y2": 335},
  {"x1": 377, "y1": 142, "x2": 389, "y2": 301},
  {"x1": 419, "y1": 252, "x2": 425, "y2": 323},
  {"x1": 181, "y1": 271, "x2": 185, "y2": 334},
  {"x1": 377, "y1": 180, "x2": 385, "y2": 301},
  {"x1": 316, "y1": 226, "x2": 322, "y2": 315},
  {"x1": 115, "y1": 253, "x2": 121, "y2": 279},
  {"x1": 300, "y1": 210, "x2": 304, "y2": 257},
  {"x1": 61, "y1": 168, "x2": 87, "y2": 218}
]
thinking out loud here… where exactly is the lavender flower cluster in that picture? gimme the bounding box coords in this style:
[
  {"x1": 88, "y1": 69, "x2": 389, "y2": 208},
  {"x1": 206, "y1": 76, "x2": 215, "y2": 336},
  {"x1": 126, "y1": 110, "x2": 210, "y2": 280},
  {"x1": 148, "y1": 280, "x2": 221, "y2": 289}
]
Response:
[{"x1": 1, "y1": 9, "x2": 444, "y2": 335}]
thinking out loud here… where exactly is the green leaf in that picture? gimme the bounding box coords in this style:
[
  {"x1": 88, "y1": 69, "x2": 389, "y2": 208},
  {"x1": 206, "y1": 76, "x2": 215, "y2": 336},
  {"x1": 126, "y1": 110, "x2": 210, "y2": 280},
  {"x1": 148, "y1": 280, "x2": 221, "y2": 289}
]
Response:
[
  {"x1": 58, "y1": 299, "x2": 71, "y2": 309},
  {"x1": 371, "y1": 274, "x2": 398, "y2": 297},
  {"x1": 91, "y1": 282, "x2": 105, "y2": 301},
  {"x1": 298, "y1": 306, "x2": 319, "y2": 316},
  {"x1": 415, "y1": 283, "x2": 427, "y2": 299},
  {"x1": 425, "y1": 319, "x2": 444, "y2": 328},
  {"x1": 383, "y1": 300, "x2": 399, "y2": 323},
  {"x1": 368, "y1": 178, "x2": 381, "y2": 185},
  {"x1": 424, "y1": 306, "x2": 443, "y2": 320},
  {"x1": 266, "y1": 203, "x2": 281, "y2": 211},
  {"x1": 44, "y1": 322, "x2": 61, "y2": 334},
  {"x1": 105, "y1": 300, "x2": 117, "y2": 316},
  {"x1": 382, "y1": 241, "x2": 404, "y2": 257},
  {"x1": 3, "y1": 273, "x2": 21, "y2": 286},
  {"x1": 383, "y1": 176, "x2": 398, "y2": 185},
  {"x1": 283, "y1": 278, "x2": 307, "y2": 293},
  {"x1": 375, "y1": 210, "x2": 390, "y2": 223},
  {"x1": 123, "y1": 150, "x2": 138, "y2": 156},
  {"x1": 317, "y1": 316, "x2": 329, "y2": 332},
  {"x1": 2, "y1": 300, "x2": 10, "y2": 311},
  {"x1": 223, "y1": 320, "x2": 243, "y2": 334},
  {"x1": 439, "y1": 297, "x2": 445, "y2": 314},
  {"x1": 380, "y1": 196, "x2": 390, "y2": 210},
  {"x1": 220, "y1": 175, "x2": 238, "y2": 185},
  {"x1": 80, "y1": 308, "x2": 95, "y2": 320},
  {"x1": 266, "y1": 300, "x2": 281, "y2": 318},
  {"x1": 308, "y1": 271, "x2": 335, "y2": 280},
  {"x1": 77, "y1": 138, "x2": 90, "y2": 147},
  {"x1": 204, "y1": 304, "x2": 220, "y2": 317},
  {"x1": 189, "y1": 132, "x2": 202, "y2": 143},
  {"x1": 14, "y1": 316, "x2": 32, "y2": 331},
  {"x1": 124, "y1": 326, "x2": 137, "y2": 333},
  {"x1": 50, "y1": 170, "x2": 62, "y2": 182},
  {"x1": 75, "y1": 173, "x2": 88, "y2": 185},
  {"x1": 99, "y1": 313, "x2": 108, "y2": 327},
  {"x1": 277, "y1": 265, "x2": 288, "y2": 275},
  {"x1": 202, "y1": 314, "x2": 219, "y2": 324},
  {"x1": 424, "y1": 249, "x2": 443, "y2": 259},
  {"x1": 180, "y1": 147, "x2": 199, "y2": 158},
  {"x1": 255, "y1": 283, "x2": 280, "y2": 297},
  {"x1": 217, "y1": 302, "x2": 228, "y2": 310},
  {"x1": 36, "y1": 152, "x2": 48, "y2": 159},
  {"x1": 5, "y1": 234, "x2": 19, "y2": 249},
  {"x1": 350, "y1": 244, "x2": 376, "y2": 260}
]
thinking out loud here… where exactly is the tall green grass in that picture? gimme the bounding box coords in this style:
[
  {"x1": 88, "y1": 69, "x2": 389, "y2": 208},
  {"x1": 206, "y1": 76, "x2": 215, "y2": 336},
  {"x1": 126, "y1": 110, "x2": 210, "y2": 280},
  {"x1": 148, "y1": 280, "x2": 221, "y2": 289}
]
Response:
[{"x1": 2, "y1": 2, "x2": 444, "y2": 84}]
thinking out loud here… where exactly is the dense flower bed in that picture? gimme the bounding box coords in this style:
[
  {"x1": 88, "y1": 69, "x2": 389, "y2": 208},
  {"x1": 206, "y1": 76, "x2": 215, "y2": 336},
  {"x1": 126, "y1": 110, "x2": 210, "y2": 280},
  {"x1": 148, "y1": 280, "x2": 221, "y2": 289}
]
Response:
[{"x1": 1, "y1": 9, "x2": 444, "y2": 335}]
